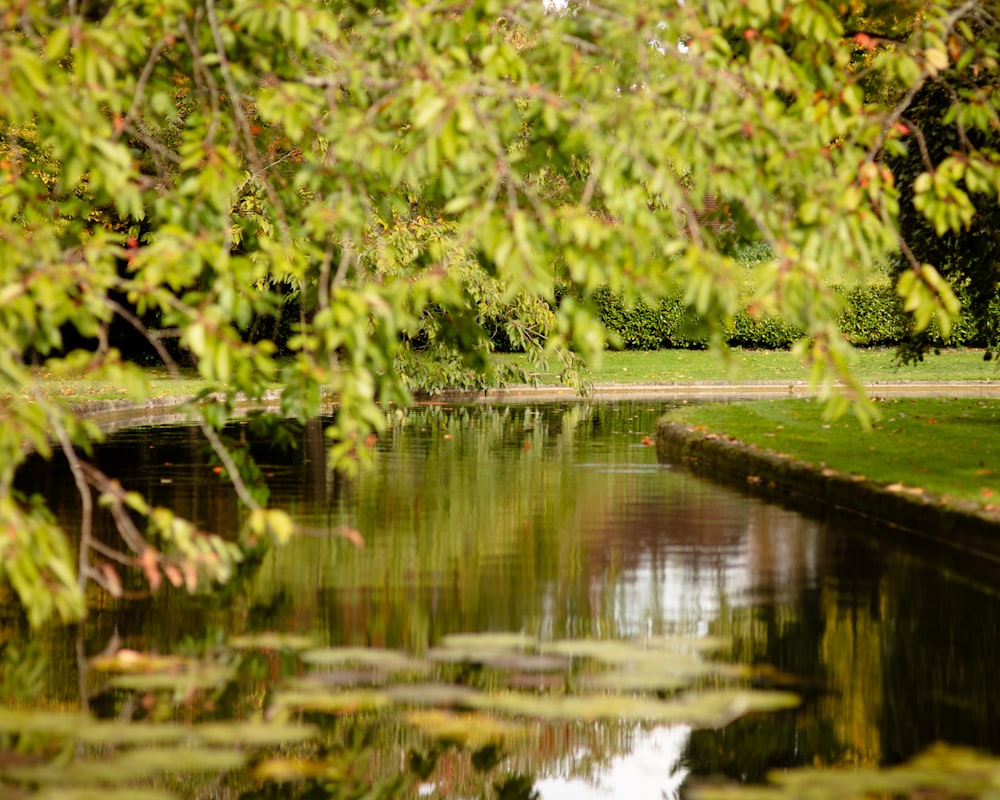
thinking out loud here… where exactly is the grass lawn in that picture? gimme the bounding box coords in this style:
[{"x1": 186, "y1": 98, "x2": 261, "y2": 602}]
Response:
[
  {"x1": 24, "y1": 347, "x2": 999, "y2": 407},
  {"x1": 665, "y1": 396, "x2": 1000, "y2": 508},
  {"x1": 29, "y1": 366, "x2": 209, "y2": 405},
  {"x1": 580, "y1": 346, "x2": 1000, "y2": 384}
]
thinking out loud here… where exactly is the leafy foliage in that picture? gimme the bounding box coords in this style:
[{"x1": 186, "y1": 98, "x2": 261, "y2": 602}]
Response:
[
  {"x1": 1, "y1": 0, "x2": 999, "y2": 623},
  {"x1": 594, "y1": 280, "x2": 998, "y2": 351}
]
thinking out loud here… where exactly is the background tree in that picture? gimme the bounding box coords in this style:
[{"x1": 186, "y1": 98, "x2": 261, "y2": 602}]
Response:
[
  {"x1": 880, "y1": 4, "x2": 1000, "y2": 361},
  {"x1": 1, "y1": 0, "x2": 997, "y2": 625}
]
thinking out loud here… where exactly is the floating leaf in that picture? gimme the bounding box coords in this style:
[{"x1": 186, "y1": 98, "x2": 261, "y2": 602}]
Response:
[
  {"x1": 196, "y1": 721, "x2": 319, "y2": 747},
  {"x1": 583, "y1": 671, "x2": 694, "y2": 693},
  {"x1": 251, "y1": 757, "x2": 344, "y2": 783},
  {"x1": 89, "y1": 650, "x2": 187, "y2": 674},
  {"x1": 641, "y1": 636, "x2": 732, "y2": 654},
  {"x1": 403, "y1": 709, "x2": 526, "y2": 747},
  {"x1": 290, "y1": 670, "x2": 382, "y2": 689},
  {"x1": 33, "y1": 790, "x2": 177, "y2": 800},
  {"x1": 438, "y1": 632, "x2": 537, "y2": 654},
  {"x1": 506, "y1": 673, "x2": 566, "y2": 691},
  {"x1": 543, "y1": 639, "x2": 695, "y2": 666},
  {"x1": 692, "y1": 744, "x2": 1000, "y2": 800},
  {"x1": 0, "y1": 708, "x2": 93, "y2": 736},
  {"x1": 74, "y1": 722, "x2": 189, "y2": 746},
  {"x1": 109, "y1": 665, "x2": 235, "y2": 692},
  {"x1": 300, "y1": 647, "x2": 428, "y2": 673},
  {"x1": 269, "y1": 689, "x2": 391, "y2": 717},
  {"x1": 228, "y1": 633, "x2": 316, "y2": 651},
  {"x1": 4, "y1": 746, "x2": 246, "y2": 784},
  {"x1": 468, "y1": 689, "x2": 798, "y2": 726},
  {"x1": 481, "y1": 653, "x2": 571, "y2": 672},
  {"x1": 385, "y1": 683, "x2": 483, "y2": 707}
]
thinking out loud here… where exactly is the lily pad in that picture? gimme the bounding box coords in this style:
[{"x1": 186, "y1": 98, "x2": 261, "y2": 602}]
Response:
[
  {"x1": 269, "y1": 688, "x2": 391, "y2": 718},
  {"x1": 300, "y1": 647, "x2": 428, "y2": 673},
  {"x1": 506, "y1": 673, "x2": 566, "y2": 691},
  {"x1": 639, "y1": 636, "x2": 732, "y2": 654},
  {"x1": 427, "y1": 649, "x2": 569, "y2": 672},
  {"x1": 437, "y1": 632, "x2": 537, "y2": 655},
  {"x1": 291, "y1": 669, "x2": 383, "y2": 689},
  {"x1": 196, "y1": 721, "x2": 319, "y2": 747},
  {"x1": 692, "y1": 744, "x2": 1000, "y2": 800},
  {"x1": 0, "y1": 708, "x2": 92, "y2": 736},
  {"x1": 467, "y1": 688, "x2": 799, "y2": 726},
  {"x1": 33, "y1": 790, "x2": 177, "y2": 800},
  {"x1": 3, "y1": 746, "x2": 246, "y2": 784},
  {"x1": 227, "y1": 633, "x2": 316, "y2": 651},
  {"x1": 90, "y1": 650, "x2": 189, "y2": 674},
  {"x1": 403, "y1": 709, "x2": 526, "y2": 747},
  {"x1": 542, "y1": 639, "x2": 689, "y2": 665},
  {"x1": 74, "y1": 722, "x2": 190, "y2": 746},
  {"x1": 251, "y1": 757, "x2": 345, "y2": 783},
  {"x1": 385, "y1": 682, "x2": 483, "y2": 707},
  {"x1": 109, "y1": 666, "x2": 235, "y2": 692},
  {"x1": 582, "y1": 671, "x2": 693, "y2": 693}
]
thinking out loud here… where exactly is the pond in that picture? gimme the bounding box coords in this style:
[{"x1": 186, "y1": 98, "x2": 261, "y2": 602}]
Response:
[{"x1": 3, "y1": 400, "x2": 1000, "y2": 799}]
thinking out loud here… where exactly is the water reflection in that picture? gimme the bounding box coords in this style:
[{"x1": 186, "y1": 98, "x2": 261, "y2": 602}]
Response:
[
  {"x1": 8, "y1": 400, "x2": 1000, "y2": 799},
  {"x1": 535, "y1": 725, "x2": 690, "y2": 800}
]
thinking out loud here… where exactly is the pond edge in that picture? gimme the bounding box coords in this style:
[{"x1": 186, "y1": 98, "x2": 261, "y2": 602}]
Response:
[{"x1": 655, "y1": 418, "x2": 1000, "y2": 564}]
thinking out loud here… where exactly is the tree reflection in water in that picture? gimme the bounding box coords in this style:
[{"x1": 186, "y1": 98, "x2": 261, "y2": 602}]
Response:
[{"x1": 5, "y1": 401, "x2": 1000, "y2": 798}]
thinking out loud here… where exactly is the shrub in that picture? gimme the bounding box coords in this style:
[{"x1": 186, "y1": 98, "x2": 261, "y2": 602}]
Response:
[{"x1": 587, "y1": 282, "x2": 1000, "y2": 351}]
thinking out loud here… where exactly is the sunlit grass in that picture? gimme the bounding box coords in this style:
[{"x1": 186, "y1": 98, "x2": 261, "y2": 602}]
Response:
[
  {"x1": 505, "y1": 347, "x2": 999, "y2": 385},
  {"x1": 18, "y1": 347, "x2": 999, "y2": 408},
  {"x1": 665, "y1": 396, "x2": 1000, "y2": 507},
  {"x1": 25, "y1": 366, "x2": 208, "y2": 405}
]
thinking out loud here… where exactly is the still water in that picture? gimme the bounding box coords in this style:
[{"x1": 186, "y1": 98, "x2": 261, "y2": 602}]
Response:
[{"x1": 5, "y1": 400, "x2": 1000, "y2": 798}]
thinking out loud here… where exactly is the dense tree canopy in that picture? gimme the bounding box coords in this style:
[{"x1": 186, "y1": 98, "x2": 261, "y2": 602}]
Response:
[{"x1": 2, "y1": 0, "x2": 999, "y2": 625}]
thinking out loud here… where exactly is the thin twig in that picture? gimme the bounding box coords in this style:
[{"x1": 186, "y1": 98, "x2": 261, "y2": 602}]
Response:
[
  {"x1": 205, "y1": 0, "x2": 292, "y2": 242},
  {"x1": 113, "y1": 36, "x2": 171, "y2": 143}
]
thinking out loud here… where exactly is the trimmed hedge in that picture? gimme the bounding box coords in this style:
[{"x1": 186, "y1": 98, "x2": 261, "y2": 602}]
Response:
[{"x1": 591, "y1": 283, "x2": 997, "y2": 351}]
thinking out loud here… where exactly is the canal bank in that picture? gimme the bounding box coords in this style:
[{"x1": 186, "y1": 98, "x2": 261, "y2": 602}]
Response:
[
  {"x1": 67, "y1": 380, "x2": 1000, "y2": 562},
  {"x1": 654, "y1": 415, "x2": 1000, "y2": 564}
]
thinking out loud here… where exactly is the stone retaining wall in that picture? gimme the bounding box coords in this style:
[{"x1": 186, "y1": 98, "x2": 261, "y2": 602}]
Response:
[{"x1": 655, "y1": 418, "x2": 1000, "y2": 563}]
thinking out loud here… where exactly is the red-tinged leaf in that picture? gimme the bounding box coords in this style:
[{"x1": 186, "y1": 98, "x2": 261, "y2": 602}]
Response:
[
  {"x1": 182, "y1": 561, "x2": 198, "y2": 592},
  {"x1": 163, "y1": 563, "x2": 184, "y2": 588},
  {"x1": 854, "y1": 32, "x2": 876, "y2": 50},
  {"x1": 139, "y1": 548, "x2": 162, "y2": 592},
  {"x1": 99, "y1": 562, "x2": 123, "y2": 598},
  {"x1": 335, "y1": 526, "x2": 365, "y2": 548}
]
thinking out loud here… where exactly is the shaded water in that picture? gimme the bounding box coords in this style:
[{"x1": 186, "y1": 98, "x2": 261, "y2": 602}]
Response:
[{"x1": 4, "y1": 400, "x2": 1000, "y2": 798}]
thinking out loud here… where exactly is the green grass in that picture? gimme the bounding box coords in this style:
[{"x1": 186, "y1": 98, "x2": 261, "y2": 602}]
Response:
[
  {"x1": 583, "y1": 347, "x2": 1000, "y2": 384},
  {"x1": 503, "y1": 347, "x2": 999, "y2": 385},
  {"x1": 665, "y1": 397, "x2": 1000, "y2": 508},
  {"x1": 28, "y1": 366, "x2": 209, "y2": 405},
  {"x1": 26, "y1": 347, "x2": 1000, "y2": 406}
]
